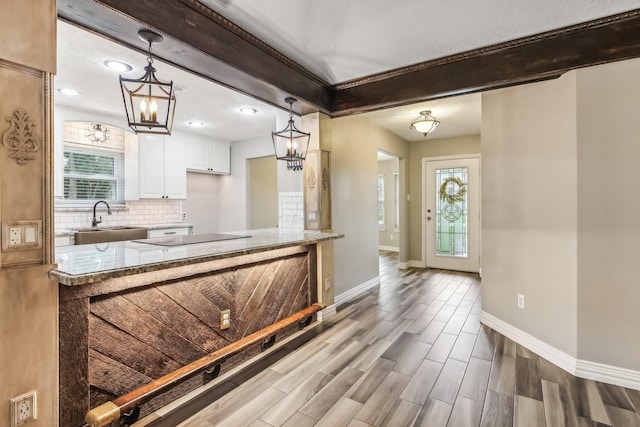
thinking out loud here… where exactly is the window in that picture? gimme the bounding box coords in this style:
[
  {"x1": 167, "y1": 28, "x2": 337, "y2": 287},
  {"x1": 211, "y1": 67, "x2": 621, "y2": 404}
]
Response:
[
  {"x1": 377, "y1": 174, "x2": 385, "y2": 227},
  {"x1": 394, "y1": 172, "x2": 399, "y2": 230},
  {"x1": 63, "y1": 145, "x2": 124, "y2": 203}
]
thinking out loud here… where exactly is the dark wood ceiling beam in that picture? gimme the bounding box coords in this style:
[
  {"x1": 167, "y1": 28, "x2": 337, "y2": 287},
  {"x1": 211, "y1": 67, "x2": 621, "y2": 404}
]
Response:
[
  {"x1": 57, "y1": 3, "x2": 640, "y2": 117},
  {"x1": 331, "y1": 9, "x2": 640, "y2": 116},
  {"x1": 57, "y1": 0, "x2": 333, "y2": 114}
]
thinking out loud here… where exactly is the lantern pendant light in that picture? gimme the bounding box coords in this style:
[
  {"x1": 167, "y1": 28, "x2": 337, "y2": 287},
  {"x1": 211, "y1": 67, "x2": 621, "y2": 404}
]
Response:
[
  {"x1": 271, "y1": 97, "x2": 310, "y2": 171},
  {"x1": 120, "y1": 29, "x2": 176, "y2": 135}
]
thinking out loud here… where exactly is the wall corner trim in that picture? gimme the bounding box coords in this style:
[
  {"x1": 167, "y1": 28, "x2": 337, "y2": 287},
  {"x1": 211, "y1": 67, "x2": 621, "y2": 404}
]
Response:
[
  {"x1": 318, "y1": 304, "x2": 336, "y2": 322},
  {"x1": 335, "y1": 277, "x2": 380, "y2": 307},
  {"x1": 480, "y1": 310, "x2": 640, "y2": 391},
  {"x1": 398, "y1": 261, "x2": 410, "y2": 270}
]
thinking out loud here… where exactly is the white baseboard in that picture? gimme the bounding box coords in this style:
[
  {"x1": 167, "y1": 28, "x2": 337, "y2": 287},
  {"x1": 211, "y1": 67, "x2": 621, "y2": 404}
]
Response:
[
  {"x1": 378, "y1": 245, "x2": 399, "y2": 252},
  {"x1": 480, "y1": 311, "x2": 576, "y2": 374},
  {"x1": 577, "y1": 360, "x2": 640, "y2": 391},
  {"x1": 409, "y1": 260, "x2": 425, "y2": 268},
  {"x1": 318, "y1": 304, "x2": 336, "y2": 322},
  {"x1": 481, "y1": 310, "x2": 640, "y2": 390},
  {"x1": 334, "y1": 277, "x2": 380, "y2": 308}
]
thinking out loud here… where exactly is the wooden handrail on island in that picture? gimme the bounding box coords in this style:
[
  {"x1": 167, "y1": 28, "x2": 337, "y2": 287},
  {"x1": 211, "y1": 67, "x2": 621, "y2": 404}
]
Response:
[{"x1": 85, "y1": 303, "x2": 324, "y2": 427}]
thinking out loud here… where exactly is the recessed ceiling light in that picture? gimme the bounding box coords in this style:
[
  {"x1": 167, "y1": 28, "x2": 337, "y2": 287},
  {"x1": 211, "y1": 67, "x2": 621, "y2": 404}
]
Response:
[
  {"x1": 188, "y1": 121, "x2": 205, "y2": 127},
  {"x1": 58, "y1": 88, "x2": 79, "y2": 96},
  {"x1": 240, "y1": 107, "x2": 258, "y2": 114},
  {"x1": 104, "y1": 60, "x2": 133, "y2": 72}
]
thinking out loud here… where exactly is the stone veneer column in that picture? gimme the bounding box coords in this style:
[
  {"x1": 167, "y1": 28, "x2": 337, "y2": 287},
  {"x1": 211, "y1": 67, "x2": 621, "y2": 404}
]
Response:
[
  {"x1": 302, "y1": 112, "x2": 335, "y2": 308},
  {"x1": 0, "y1": 1, "x2": 58, "y2": 426}
]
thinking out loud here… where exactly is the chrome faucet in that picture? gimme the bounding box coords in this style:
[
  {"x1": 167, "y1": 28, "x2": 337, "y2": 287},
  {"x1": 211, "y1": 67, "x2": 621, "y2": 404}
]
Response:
[{"x1": 92, "y1": 200, "x2": 112, "y2": 227}]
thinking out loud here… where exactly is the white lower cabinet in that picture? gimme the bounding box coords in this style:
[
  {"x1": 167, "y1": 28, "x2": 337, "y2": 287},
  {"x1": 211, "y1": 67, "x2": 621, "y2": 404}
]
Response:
[
  {"x1": 147, "y1": 227, "x2": 191, "y2": 238},
  {"x1": 139, "y1": 135, "x2": 187, "y2": 199},
  {"x1": 186, "y1": 138, "x2": 230, "y2": 174}
]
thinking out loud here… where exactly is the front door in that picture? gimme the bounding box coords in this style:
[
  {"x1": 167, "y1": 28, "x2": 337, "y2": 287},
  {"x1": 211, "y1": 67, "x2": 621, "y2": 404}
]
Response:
[{"x1": 424, "y1": 157, "x2": 480, "y2": 272}]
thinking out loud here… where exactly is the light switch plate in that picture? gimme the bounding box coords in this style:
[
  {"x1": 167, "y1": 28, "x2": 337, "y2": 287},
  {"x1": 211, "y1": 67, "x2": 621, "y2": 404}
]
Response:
[{"x1": 2, "y1": 221, "x2": 42, "y2": 251}]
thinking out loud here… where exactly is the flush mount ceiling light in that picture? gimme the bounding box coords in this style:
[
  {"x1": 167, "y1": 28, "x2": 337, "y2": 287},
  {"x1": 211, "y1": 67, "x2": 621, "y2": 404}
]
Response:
[
  {"x1": 271, "y1": 97, "x2": 310, "y2": 172},
  {"x1": 119, "y1": 29, "x2": 176, "y2": 135},
  {"x1": 410, "y1": 110, "x2": 440, "y2": 137},
  {"x1": 188, "y1": 120, "x2": 205, "y2": 127},
  {"x1": 104, "y1": 60, "x2": 132, "y2": 73},
  {"x1": 240, "y1": 107, "x2": 258, "y2": 114},
  {"x1": 58, "y1": 88, "x2": 79, "y2": 96},
  {"x1": 85, "y1": 123, "x2": 109, "y2": 143}
]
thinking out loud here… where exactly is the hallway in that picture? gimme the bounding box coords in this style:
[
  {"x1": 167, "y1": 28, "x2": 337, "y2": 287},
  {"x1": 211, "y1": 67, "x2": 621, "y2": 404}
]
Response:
[{"x1": 168, "y1": 252, "x2": 640, "y2": 426}]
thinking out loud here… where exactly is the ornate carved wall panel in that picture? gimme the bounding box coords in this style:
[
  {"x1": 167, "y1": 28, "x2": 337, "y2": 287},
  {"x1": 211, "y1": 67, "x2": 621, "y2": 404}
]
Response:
[{"x1": 0, "y1": 59, "x2": 51, "y2": 266}]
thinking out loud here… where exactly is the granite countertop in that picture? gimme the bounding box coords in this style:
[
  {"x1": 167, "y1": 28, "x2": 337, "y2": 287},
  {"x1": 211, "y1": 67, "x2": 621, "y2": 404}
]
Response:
[{"x1": 50, "y1": 228, "x2": 343, "y2": 286}]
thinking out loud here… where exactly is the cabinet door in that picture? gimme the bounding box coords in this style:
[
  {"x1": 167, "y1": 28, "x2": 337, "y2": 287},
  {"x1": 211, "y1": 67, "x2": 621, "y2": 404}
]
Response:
[
  {"x1": 186, "y1": 139, "x2": 209, "y2": 172},
  {"x1": 139, "y1": 135, "x2": 166, "y2": 199},
  {"x1": 210, "y1": 143, "x2": 231, "y2": 174},
  {"x1": 163, "y1": 136, "x2": 187, "y2": 199}
]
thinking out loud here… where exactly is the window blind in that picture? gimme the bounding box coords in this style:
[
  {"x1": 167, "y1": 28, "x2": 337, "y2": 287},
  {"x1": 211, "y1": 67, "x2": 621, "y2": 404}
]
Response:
[{"x1": 63, "y1": 146, "x2": 124, "y2": 202}]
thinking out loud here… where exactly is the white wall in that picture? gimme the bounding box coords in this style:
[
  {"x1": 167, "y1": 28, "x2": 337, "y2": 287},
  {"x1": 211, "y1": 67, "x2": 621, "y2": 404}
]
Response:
[
  {"x1": 217, "y1": 136, "x2": 275, "y2": 231},
  {"x1": 481, "y1": 73, "x2": 579, "y2": 357},
  {"x1": 183, "y1": 173, "x2": 221, "y2": 234},
  {"x1": 332, "y1": 116, "x2": 409, "y2": 296},
  {"x1": 576, "y1": 58, "x2": 640, "y2": 371}
]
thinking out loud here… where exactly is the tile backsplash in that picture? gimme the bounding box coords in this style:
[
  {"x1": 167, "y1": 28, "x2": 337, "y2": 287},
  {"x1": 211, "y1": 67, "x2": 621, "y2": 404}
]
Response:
[
  {"x1": 279, "y1": 191, "x2": 304, "y2": 230},
  {"x1": 55, "y1": 199, "x2": 183, "y2": 230}
]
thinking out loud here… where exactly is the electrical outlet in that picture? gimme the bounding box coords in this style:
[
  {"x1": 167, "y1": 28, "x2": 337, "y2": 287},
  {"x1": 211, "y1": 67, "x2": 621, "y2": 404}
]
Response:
[
  {"x1": 517, "y1": 294, "x2": 525, "y2": 309},
  {"x1": 11, "y1": 390, "x2": 37, "y2": 426},
  {"x1": 220, "y1": 309, "x2": 231, "y2": 330},
  {"x1": 9, "y1": 227, "x2": 21, "y2": 246},
  {"x1": 182, "y1": 212, "x2": 186, "y2": 220}
]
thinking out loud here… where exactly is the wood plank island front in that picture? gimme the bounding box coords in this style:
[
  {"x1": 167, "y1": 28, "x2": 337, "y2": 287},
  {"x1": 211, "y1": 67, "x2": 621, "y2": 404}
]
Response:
[{"x1": 50, "y1": 228, "x2": 343, "y2": 427}]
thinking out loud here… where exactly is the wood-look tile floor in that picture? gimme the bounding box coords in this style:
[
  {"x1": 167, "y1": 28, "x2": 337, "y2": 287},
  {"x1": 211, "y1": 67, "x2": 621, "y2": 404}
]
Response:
[{"x1": 176, "y1": 251, "x2": 640, "y2": 427}]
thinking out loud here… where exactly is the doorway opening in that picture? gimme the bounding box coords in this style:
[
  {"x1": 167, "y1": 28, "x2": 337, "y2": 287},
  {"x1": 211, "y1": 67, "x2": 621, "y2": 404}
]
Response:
[{"x1": 378, "y1": 150, "x2": 401, "y2": 253}]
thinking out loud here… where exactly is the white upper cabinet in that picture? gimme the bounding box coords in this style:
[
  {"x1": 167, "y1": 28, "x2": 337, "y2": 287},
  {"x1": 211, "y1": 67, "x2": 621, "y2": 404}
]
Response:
[
  {"x1": 186, "y1": 137, "x2": 230, "y2": 174},
  {"x1": 139, "y1": 134, "x2": 187, "y2": 199}
]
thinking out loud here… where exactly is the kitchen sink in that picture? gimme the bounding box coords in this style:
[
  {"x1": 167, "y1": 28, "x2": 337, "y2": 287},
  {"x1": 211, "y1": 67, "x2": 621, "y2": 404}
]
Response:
[{"x1": 73, "y1": 226, "x2": 148, "y2": 245}]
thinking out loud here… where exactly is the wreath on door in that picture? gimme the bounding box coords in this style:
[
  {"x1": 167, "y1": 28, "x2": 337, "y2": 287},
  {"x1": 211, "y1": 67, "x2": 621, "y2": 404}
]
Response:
[{"x1": 439, "y1": 177, "x2": 467, "y2": 204}]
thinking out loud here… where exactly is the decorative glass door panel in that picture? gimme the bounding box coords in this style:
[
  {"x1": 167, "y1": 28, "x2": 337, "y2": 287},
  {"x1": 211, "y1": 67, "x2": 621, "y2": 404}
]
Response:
[
  {"x1": 436, "y1": 167, "x2": 468, "y2": 258},
  {"x1": 425, "y1": 158, "x2": 479, "y2": 272}
]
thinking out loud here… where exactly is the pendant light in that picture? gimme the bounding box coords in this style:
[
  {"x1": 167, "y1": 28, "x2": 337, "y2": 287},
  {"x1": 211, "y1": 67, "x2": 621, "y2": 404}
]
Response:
[
  {"x1": 271, "y1": 97, "x2": 310, "y2": 171},
  {"x1": 410, "y1": 110, "x2": 440, "y2": 137},
  {"x1": 120, "y1": 29, "x2": 176, "y2": 135}
]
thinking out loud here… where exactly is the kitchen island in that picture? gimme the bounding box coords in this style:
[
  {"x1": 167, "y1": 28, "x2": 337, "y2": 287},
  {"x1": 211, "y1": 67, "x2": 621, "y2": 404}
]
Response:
[{"x1": 51, "y1": 228, "x2": 343, "y2": 426}]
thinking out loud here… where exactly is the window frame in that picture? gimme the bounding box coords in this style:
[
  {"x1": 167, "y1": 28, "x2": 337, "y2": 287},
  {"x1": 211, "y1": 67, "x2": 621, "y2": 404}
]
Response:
[
  {"x1": 59, "y1": 144, "x2": 125, "y2": 207},
  {"x1": 377, "y1": 173, "x2": 385, "y2": 228}
]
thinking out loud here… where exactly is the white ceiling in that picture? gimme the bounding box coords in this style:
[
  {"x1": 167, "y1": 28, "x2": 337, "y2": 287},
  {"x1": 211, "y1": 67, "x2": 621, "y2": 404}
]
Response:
[
  {"x1": 56, "y1": 21, "x2": 278, "y2": 142},
  {"x1": 199, "y1": 0, "x2": 640, "y2": 84},
  {"x1": 56, "y1": 1, "x2": 639, "y2": 143}
]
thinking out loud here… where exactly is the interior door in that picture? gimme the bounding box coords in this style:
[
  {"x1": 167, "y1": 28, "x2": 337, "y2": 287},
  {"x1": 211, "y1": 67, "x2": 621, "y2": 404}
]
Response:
[{"x1": 425, "y1": 157, "x2": 480, "y2": 272}]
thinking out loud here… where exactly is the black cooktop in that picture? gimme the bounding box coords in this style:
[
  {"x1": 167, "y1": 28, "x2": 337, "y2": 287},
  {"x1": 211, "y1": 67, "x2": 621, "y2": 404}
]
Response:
[{"x1": 134, "y1": 233, "x2": 251, "y2": 247}]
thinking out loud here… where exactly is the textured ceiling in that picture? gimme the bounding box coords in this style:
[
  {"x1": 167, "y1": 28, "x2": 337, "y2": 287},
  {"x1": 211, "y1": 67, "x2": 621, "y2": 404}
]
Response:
[
  {"x1": 198, "y1": 0, "x2": 640, "y2": 84},
  {"x1": 56, "y1": 1, "x2": 640, "y2": 143}
]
